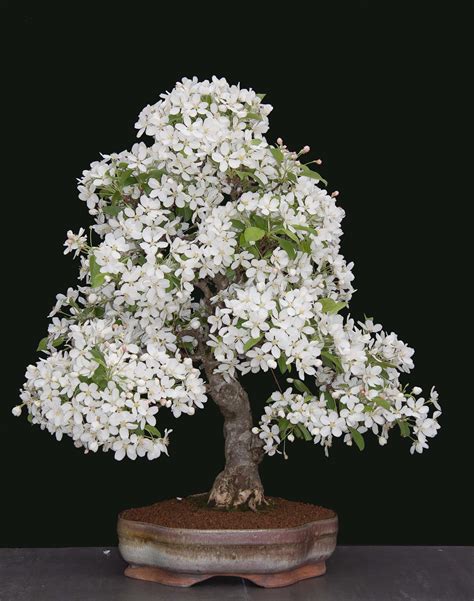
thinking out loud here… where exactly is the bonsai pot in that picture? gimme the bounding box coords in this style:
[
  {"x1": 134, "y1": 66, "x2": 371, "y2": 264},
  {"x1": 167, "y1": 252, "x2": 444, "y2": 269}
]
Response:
[{"x1": 117, "y1": 495, "x2": 338, "y2": 588}]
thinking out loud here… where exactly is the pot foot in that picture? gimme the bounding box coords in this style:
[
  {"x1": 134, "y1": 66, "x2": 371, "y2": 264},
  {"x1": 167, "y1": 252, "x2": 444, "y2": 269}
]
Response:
[{"x1": 124, "y1": 560, "x2": 326, "y2": 588}]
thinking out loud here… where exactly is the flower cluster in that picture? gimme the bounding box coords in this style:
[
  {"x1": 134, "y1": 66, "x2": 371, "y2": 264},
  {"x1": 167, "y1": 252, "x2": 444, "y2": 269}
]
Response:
[
  {"x1": 15, "y1": 76, "x2": 440, "y2": 460},
  {"x1": 253, "y1": 322, "x2": 441, "y2": 457}
]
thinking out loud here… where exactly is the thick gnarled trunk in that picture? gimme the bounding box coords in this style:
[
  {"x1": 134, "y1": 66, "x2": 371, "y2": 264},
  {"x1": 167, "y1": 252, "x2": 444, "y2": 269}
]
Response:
[
  {"x1": 190, "y1": 276, "x2": 265, "y2": 510},
  {"x1": 204, "y1": 368, "x2": 265, "y2": 510}
]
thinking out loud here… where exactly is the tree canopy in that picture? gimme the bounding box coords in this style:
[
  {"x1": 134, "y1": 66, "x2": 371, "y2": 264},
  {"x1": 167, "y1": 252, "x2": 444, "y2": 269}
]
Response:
[{"x1": 16, "y1": 77, "x2": 440, "y2": 462}]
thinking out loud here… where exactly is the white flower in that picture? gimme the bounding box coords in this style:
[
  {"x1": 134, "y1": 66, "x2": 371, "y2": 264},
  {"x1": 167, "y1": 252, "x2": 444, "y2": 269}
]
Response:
[
  {"x1": 212, "y1": 141, "x2": 241, "y2": 172},
  {"x1": 246, "y1": 347, "x2": 277, "y2": 372},
  {"x1": 320, "y1": 411, "x2": 346, "y2": 438},
  {"x1": 429, "y1": 387, "x2": 441, "y2": 411},
  {"x1": 126, "y1": 142, "x2": 153, "y2": 173},
  {"x1": 64, "y1": 228, "x2": 87, "y2": 258}
]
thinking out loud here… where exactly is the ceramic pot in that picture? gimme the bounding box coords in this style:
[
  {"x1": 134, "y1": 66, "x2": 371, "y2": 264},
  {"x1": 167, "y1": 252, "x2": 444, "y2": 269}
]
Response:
[{"x1": 118, "y1": 502, "x2": 338, "y2": 588}]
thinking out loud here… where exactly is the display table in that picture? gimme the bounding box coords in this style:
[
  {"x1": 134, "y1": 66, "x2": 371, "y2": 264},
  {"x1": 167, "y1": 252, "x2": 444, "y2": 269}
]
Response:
[{"x1": 0, "y1": 546, "x2": 472, "y2": 600}]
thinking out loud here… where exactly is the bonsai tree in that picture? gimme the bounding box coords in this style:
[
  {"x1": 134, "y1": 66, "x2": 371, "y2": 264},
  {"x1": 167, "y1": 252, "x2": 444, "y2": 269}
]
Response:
[{"x1": 15, "y1": 77, "x2": 441, "y2": 511}]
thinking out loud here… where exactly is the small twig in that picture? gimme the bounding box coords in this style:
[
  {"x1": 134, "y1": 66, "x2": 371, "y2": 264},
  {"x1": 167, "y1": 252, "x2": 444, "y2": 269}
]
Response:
[{"x1": 270, "y1": 368, "x2": 283, "y2": 393}]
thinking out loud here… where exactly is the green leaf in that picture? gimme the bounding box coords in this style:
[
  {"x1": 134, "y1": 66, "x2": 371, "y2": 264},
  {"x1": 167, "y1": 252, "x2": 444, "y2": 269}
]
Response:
[
  {"x1": 168, "y1": 113, "x2": 183, "y2": 125},
  {"x1": 272, "y1": 227, "x2": 299, "y2": 242},
  {"x1": 372, "y1": 396, "x2": 391, "y2": 410},
  {"x1": 287, "y1": 172, "x2": 297, "y2": 183},
  {"x1": 251, "y1": 139, "x2": 262, "y2": 146},
  {"x1": 257, "y1": 93, "x2": 266, "y2": 100},
  {"x1": 98, "y1": 187, "x2": 115, "y2": 199},
  {"x1": 201, "y1": 94, "x2": 212, "y2": 104},
  {"x1": 368, "y1": 356, "x2": 397, "y2": 369},
  {"x1": 37, "y1": 337, "x2": 49, "y2": 352},
  {"x1": 398, "y1": 420, "x2": 410, "y2": 438},
  {"x1": 297, "y1": 424, "x2": 312, "y2": 441},
  {"x1": 277, "y1": 353, "x2": 288, "y2": 374},
  {"x1": 230, "y1": 219, "x2": 246, "y2": 231},
  {"x1": 176, "y1": 204, "x2": 193, "y2": 221},
  {"x1": 300, "y1": 164, "x2": 328, "y2": 186},
  {"x1": 89, "y1": 254, "x2": 106, "y2": 288},
  {"x1": 117, "y1": 169, "x2": 133, "y2": 187},
  {"x1": 244, "y1": 227, "x2": 265, "y2": 242},
  {"x1": 251, "y1": 214, "x2": 268, "y2": 231},
  {"x1": 93, "y1": 306, "x2": 105, "y2": 318},
  {"x1": 165, "y1": 274, "x2": 179, "y2": 291},
  {"x1": 299, "y1": 238, "x2": 312, "y2": 254},
  {"x1": 324, "y1": 391, "x2": 337, "y2": 411},
  {"x1": 318, "y1": 298, "x2": 347, "y2": 314},
  {"x1": 293, "y1": 379, "x2": 311, "y2": 394},
  {"x1": 180, "y1": 340, "x2": 194, "y2": 352},
  {"x1": 270, "y1": 147, "x2": 284, "y2": 164},
  {"x1": 103, "y1": 205, "x2": 122, "y2": 217},
  {"x1": 121, "y1": 175, "x2": 137, "y2": 187},
  {"x1": 90, "y1": 346, "x2": 107, "y2": 368},
  {"x1": 243, "y1": 335, "x2": 263, "y2": 352},
  {"x1": 141, "y1": 168, "x2": 165, "y2": 182},
  {"x1": 275, "y1": 237, "x2": 297, "y2": 259},
  {"x1": 321, "y1": 350, "x2": 343, "y2": 373},
  {"x1": 349, "y1": 427, "x2": 365, "y2": 451},
  {"x1": 247, "y1": 245, "x2": 260, "y2": 258},
  {"x1": 144, "y1": 424, "x2": 162, "y2": 438},
  {"x1": 52, "y1": 336, "x2": 65, "y2": 348},
  {"x1": 246, "y1": 112, "x2": 263, "y2": 120},
  {"x1": 292, "y1": 224, "x2": 318, "y2": 236},
  {"x1": 278, "y1": 418, "x2": 291, "y2": 434},
  {"x1": 235, "y1": 169, "x2": 250, "y2": 180},
  {"x1": 91, "y1": 364, "x2": 108, "y2": 390}
]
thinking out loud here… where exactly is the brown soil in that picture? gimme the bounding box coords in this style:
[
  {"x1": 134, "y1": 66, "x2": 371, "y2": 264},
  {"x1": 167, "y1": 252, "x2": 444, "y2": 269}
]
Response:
[{"x1": 121, "y1": 495, "x2": 335, "y2": 530}]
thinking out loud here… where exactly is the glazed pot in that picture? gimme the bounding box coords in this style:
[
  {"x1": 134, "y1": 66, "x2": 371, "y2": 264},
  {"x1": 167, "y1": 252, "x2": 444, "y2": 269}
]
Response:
[{"x1": 117, "y1": 502, "x2": 338, "y2": 588}]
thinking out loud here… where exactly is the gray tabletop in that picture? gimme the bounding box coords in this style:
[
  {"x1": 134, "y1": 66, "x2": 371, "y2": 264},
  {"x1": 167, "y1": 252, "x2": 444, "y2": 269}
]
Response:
[{"x1": 0, "y1": 546, "x2": 472, "y2": 601}]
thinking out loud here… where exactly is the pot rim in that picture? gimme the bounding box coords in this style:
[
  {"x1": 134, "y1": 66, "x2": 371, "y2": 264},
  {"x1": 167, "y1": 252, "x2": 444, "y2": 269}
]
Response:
[{"x1": 117, "y1": 510, "x2": 338, "y2": 536}]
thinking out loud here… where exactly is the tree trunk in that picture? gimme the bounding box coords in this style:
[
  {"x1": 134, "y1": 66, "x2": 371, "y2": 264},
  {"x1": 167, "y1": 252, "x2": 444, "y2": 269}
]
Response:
[{"x1": 204, "y1": 367, "x2": 265, "y2": 511}]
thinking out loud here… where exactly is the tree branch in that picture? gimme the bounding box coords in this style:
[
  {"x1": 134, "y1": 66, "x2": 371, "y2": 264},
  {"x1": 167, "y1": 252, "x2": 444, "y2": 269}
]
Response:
[
  {"x1": 214, "y1": 273, "x2": 230, "y2": 291},
  {"x1": 175, "y1": 329, "x2": 200, "y2": 340},
  {"x1": 195, "y1": 279, "x2": 213, "y2": 302},
  {"x1": 175, "y1": 325, "x2": 218, "y2": 371}
]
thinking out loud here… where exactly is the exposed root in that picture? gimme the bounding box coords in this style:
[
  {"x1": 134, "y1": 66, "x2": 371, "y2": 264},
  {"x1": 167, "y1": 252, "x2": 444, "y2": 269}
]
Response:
[{"x1": 208, "y1": 465, "x2": 268, "y2": 511}]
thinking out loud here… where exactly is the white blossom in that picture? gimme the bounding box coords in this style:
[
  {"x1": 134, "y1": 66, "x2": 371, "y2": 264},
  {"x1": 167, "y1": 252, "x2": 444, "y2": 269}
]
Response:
[{"x1": 64, "y1": 228, "x2": 87, "y2": 257}]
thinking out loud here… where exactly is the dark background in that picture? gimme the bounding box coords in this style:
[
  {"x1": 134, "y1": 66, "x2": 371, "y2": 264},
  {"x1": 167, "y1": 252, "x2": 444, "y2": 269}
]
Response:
[{"x1": 3, "y1": 2, "x2": 472, "y2": 547}]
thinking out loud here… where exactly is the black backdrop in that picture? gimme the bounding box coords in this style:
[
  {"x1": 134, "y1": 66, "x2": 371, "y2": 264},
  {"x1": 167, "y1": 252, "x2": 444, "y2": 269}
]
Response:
[{"x1": 2, "y1": 2, "x2": 472, "y2": 547}]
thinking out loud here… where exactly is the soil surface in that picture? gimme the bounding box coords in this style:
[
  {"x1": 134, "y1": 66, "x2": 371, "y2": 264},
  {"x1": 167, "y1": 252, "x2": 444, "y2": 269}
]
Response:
[{"x1": 121, "y1": 495, "x2": 335, "y2": 530}]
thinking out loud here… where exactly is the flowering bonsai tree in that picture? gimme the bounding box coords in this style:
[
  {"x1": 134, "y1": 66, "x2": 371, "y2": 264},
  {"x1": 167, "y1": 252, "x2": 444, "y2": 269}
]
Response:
[{"x1": 15, "y1": 77, "x2": 441, "y2": 510}]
